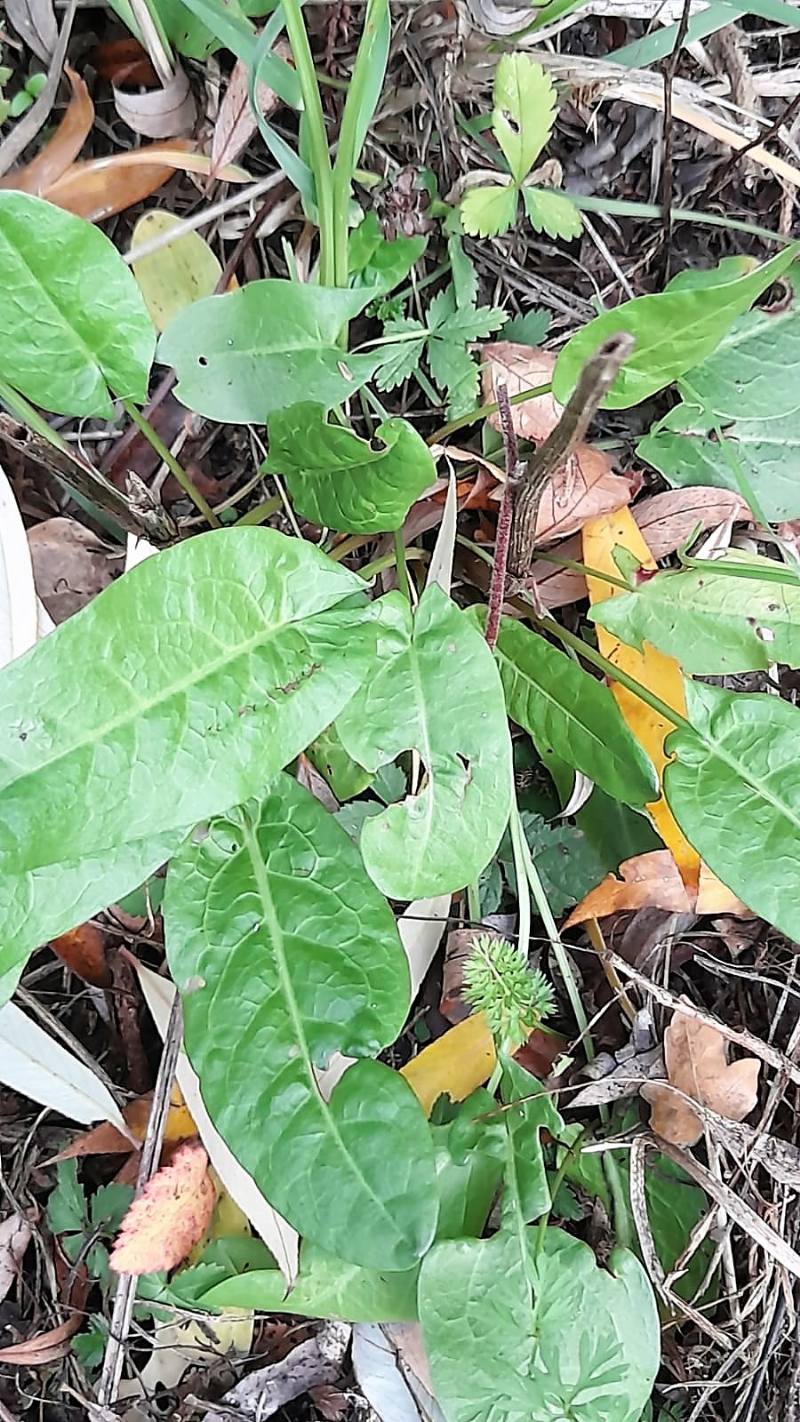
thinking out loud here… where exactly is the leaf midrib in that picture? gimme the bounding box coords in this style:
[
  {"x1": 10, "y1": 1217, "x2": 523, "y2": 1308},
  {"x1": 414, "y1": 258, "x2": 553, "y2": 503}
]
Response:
[
  {"x1": 240, "y1": 814, "x2": 414, "y2": 1244},
  {"x1": 0, "y1": 598, "x2": 351, "y2": 807},
  {"x1": 675, "y1": 716, "x2": 800, "y2": 836},
  {"x1": 0, "y1": 227, "x2": 107, "y2": 392}
]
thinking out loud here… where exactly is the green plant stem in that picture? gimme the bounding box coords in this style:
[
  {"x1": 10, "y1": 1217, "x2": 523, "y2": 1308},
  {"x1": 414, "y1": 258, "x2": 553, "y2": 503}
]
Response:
[
  {"x1": 281, "y1": 0, "x2": 336, "y2": 285},
  {"x1": 236, "y1": 494, "x2": 282, "y2": 526},
  {"x1": 359, "y1": 547, "x2": 426, "y2": 581},
  {"x1": 428, "y1": 383, "x2": 551, "y2": 444},
  {"x1": 331, "y1": 0, "x2": 388, "y2": 288},
  {"x1": 467, "y1": 880, "x2": 481, "y2": 923},
  {"x1": 535, "y1": 1125, "x2": 586, "y2": 1254},
  {"x1": 394, "y1": 529, "x2": 411, "y2": 601},
  {"x1": 120, "y1": 399, "x2": 220, "y2": 529},
  {"x1": 508, "y1": 803, "x2": 532, "y2": 964}
]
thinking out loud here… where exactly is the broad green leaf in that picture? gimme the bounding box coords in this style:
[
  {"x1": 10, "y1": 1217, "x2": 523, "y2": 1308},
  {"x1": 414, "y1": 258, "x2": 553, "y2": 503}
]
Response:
[
  {"x1": 492, "y1": 54, "x2": 555, "y2": 184},
  {"x1": 501, "y1": 1056, "x2": 564, "y2": 1227},
  {"x1": 159, "y1": 280, "x2": 381, "y2": 423},
  {"x1": 460, "y1": 184, "x2": 518, "y2": 239},
  {"x1": 498, "y1": 812, "x2": 607, "y2": 917},
  {"x1": 336, "y1": 587, "x2": 513, "y2": 899},
  {"x1": 522, "y1": 187, "x2": 583, "y2": 241},
  {"x1": 165, "y1": 776, "x2": 438, "y2": 1271},
  {"x1": 0, "y1": 833, "x2": 183, "y2": 1007},
  {"x1": 0, "y1": 192, "x2": 155, "y2": 418},
  {"x1": 591, "y1": 551, "x2": 800, "y2": 673},
  {"x1": 664, "y1": 680, "x2": 800, "y2": 937},
  {"x1": 675, "y1": 298, "x2": 800, "y2": 420},
  {"x1": 131, "y1": 211, "x2": 222, "y2": 333},
  {"x1": 665, "y1": 254, "x2": 752, "y2": 292},
  {"x1": 0, "y1": 529, "x2": 373, "y2": 877},
  {"x1": 419, "y1": 1228, "x2": 659, "y2": 1422},
  {"x1": 178, "y1": 1240, "x2": 421, "y2": 1321},
  {"x1": 265, "y1": 403, "x2": 436, "y2": 534},
  {"x1": 484, "y1": 613, "x2": 658, "y2": 807},
  {"x1": 349, "y1": 213, "x2": 426, "y2": 295},
  {"x1": 637, "y1": 402, "x2": 800, "y2": 521},
  {"x1": 553, "y1": 244, "x2": 799, "y2": 409}
]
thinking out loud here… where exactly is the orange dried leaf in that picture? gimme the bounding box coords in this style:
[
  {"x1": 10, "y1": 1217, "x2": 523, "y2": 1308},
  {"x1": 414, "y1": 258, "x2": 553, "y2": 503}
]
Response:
[
  {"x1": 582, "y1": 508, "x2": 701, "y2": 888},
  {"x1": 644, "y1": 1010, "x2": 761, "y2": 1147},
  {"x1": 400, "y1": 1014, "x2": 496, "y2": 1117},
  {"x1": 565, "y1": 851, "x2": 750, "y2": 927},
  {"x1": 47, "y1": 1085, "x2": 197, "y2": 1164},
  {"x1": 50, "y1": 922, "x2": 111, "y2": 988},
  {"x1": 39, "y1": 145, "x2": 249, "y2": 223},
  {"x1": 110, "y1": 1140, "x2": 215, "y2": 1275},
  {"x1": 0, "y1": 66, "x2": 93, "y2": 196}
]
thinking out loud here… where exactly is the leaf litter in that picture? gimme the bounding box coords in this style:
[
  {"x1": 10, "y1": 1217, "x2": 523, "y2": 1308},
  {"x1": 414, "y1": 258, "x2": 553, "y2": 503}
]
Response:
[{"x1": 2, "y1": 4, "x2": 800, "y2": 1421}]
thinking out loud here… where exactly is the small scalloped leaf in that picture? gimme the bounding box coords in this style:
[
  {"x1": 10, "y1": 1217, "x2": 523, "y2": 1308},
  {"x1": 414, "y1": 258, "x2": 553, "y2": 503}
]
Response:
[
  {"x1": 522, "y1": 188, "x2": 582, "y2": 242},
  {"x1": 110, "y1": 1141, "x2": 215, "y2": 1275},
  {"x1": 461, "y1": 185, "x2": 518, "y2": 239}
]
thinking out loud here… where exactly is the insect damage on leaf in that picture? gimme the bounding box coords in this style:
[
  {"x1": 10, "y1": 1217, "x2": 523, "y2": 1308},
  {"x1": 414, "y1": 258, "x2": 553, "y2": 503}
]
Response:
[{"x1": 110, "y1": 1140, "x2": 215, "y2": 1275}]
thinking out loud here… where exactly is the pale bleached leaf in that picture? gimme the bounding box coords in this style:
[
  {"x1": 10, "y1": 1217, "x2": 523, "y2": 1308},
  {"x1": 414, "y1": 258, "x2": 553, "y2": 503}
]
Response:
[{"x1": 0, "y1": 1002, "x2": 126, "y2": 1127}]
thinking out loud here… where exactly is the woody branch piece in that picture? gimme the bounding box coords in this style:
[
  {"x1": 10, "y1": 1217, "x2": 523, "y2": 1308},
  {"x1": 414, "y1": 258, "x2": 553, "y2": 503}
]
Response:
[{"x1": 507, "y1": 332, "x2": 635, "y2": 578}]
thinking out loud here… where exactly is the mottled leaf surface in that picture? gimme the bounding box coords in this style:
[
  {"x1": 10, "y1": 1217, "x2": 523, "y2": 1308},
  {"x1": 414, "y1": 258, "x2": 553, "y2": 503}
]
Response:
[
  {"x1": 165, "y1": 776, "x2": 437, "y2": 1271},
  {"x1": 336, "y1": 587, "x2": 513, "y2": 898},
  {"x1": 265, "y1": 403, "x2": 436, "y2": 534},
  {"x1": 0, "y1": 191, "x2": 154, "y2": 418}
]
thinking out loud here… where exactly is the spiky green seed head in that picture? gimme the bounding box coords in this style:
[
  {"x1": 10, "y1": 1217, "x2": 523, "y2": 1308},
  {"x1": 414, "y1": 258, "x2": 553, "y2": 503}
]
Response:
[{"x1": 462, "y1": 934, "x2": 555, "y2": 1052}]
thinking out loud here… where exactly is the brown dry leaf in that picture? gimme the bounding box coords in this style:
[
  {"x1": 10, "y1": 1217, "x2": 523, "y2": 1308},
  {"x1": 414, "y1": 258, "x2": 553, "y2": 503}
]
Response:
[
  {"x1": 29, "y1": 517, "x2": 122, "y2": 624},
  {"x1": 50, "y1": 922, "x2": 112, "y2": 987},
  {"x1": 47, "y1": 1084, "x2": 197, "y2": 1164},
  {"x1": 90, "y1": 37, "x2": 158, "y2": 86},
  {"x1": 565, "y1": 850, "x2": 751, "y2": 927},
  {"x1": 526, "y1": 486, "x2": 750, "y2": 612},
  {"x1": 644, "y1": 1010, "x2": 761, "y2": 1147},
  {"x1": 6, "y1": 0, "x2": 57, "y2": 63},
  {"x1": 481, "y1": 343, "x2": 561, "y2": 443},
  {"x1": 0, "y1": 66, "x2": 93, "y2": 196},
  {"x1": 0, "y1": 1213, "x2": 32, "y2": 1305},
  {"x1": 0, "y1": 1314, "x2": 81, "y2": 1365},
  {"x1": 534, "y1": 446, "x2": 640, "y2": 547},
  {"x1": 110, "y1": 1140, "x2": 216, "y2": 1275},
  {"x1": 41, "y1": 145, "x2": 248, "y2": 223},
  {"x1": 211, "y1": 51, "x2": 285, "y2": 178},
  {"x1": 113, "y1": 64, "x2": 197, "y2": 140}
]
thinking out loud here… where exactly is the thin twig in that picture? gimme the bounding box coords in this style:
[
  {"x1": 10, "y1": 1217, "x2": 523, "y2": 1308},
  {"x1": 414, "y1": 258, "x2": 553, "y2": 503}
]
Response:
[
  {"x1": 708, "y1": 88, "x2": 800, "y2": 200},
  {"x1": 0, "y1": 0, "x2": 77, "y2": 177},
  {"x1": 485, "y1": 381, "x2": 519, "y2": 651},
  {"x1": 96, "y1": 994, "x2": 183, "y2": 1408},
  {"x1": 508, "y1": 333, "x2": 634, "y2": 577}
]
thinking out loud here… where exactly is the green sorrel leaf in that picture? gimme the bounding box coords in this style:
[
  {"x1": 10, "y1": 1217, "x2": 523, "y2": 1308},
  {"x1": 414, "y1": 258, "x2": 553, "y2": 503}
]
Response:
[
  {"x1": 0, "y1": 192, "x2": 154, "y2": 418},
  {"x1": 336, "y1": 586, "x2": 513, "y2": 898},
  {"x1": 165, "y1": 775, "x2": 438, "y2": 1271},
  {"x1": 265, "y1": 403, "x2": 436, "y2": 533}
]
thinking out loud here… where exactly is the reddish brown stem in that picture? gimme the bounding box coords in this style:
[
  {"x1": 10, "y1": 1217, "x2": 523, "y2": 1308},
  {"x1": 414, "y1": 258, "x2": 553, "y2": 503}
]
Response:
[{"x1": 485, "y1": 381, "x2": 520, "y2": 651}]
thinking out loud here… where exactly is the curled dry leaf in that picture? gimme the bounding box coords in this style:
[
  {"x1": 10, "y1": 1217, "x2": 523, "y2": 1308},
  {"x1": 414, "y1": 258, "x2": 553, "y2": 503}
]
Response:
[
  {"x1": 41, "y1": 146, "x2": 248, "y2": 224},
  {"x1": 28, "y1": 517, "x2": 122, "y2": 624},
  {"x1": 50, "y1": 922, "x2": 112, "y2": 987},
  {"x1": 110, "y1": 1139, "x2": 216, "y2": 1275},
  {"x1": 90, "y1": 37, "x2": 158, "y2": 86},
  {"x1": 211, "y1": 51, "x2": 285, "y2": 178},
  {"x1": 643, "y1": 1010, "x2": 761, "y2": 1148},
  {"x1": 0, "y1": 66, "x2": 93, "y2": 197},
  {"x1": 482, "y1": 343, "x2": 561, "y2": 443},
  {"x1": 113, "y1": 64, "x2": 197, "y2": 140},
  {"x1": 565, "y1": 850, "x2": 751, "y2": 927},
  {"x1": 0, "y1": 1314, "x2": 81, "y2": 1366},
  {"x1": 5, "y1": 0, "x2": 57, "y2": 64}
]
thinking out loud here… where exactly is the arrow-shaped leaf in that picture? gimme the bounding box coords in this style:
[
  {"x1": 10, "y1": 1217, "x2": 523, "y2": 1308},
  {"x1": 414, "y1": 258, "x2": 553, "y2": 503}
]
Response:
[{"x1": 165, "y1": 774, "x2": 438, "y2": 1271}]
